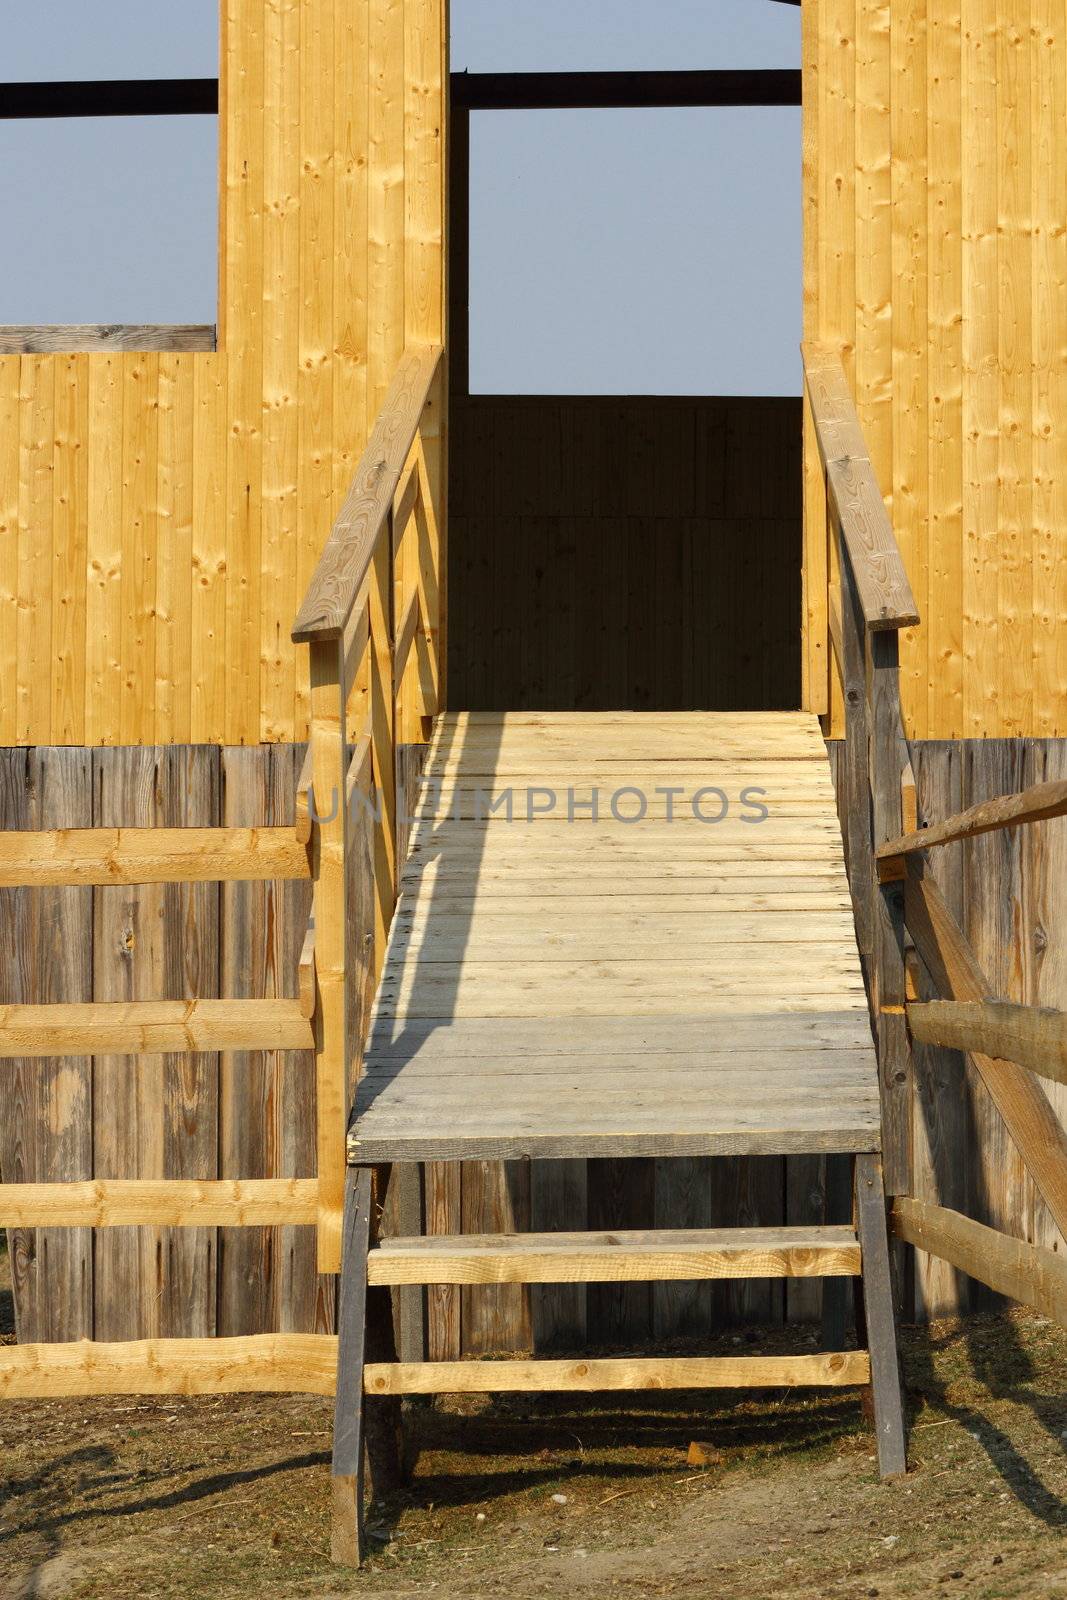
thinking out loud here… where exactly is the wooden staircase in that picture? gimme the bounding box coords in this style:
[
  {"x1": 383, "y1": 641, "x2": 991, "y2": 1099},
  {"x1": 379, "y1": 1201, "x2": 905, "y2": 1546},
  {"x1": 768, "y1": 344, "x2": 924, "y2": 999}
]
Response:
[
  {"x1": 25, "y1": 341, "x2": 1067, "y2": 1571},
  {"x1": 329, "y1": 706, "x2": 907, "y2": 1561}
]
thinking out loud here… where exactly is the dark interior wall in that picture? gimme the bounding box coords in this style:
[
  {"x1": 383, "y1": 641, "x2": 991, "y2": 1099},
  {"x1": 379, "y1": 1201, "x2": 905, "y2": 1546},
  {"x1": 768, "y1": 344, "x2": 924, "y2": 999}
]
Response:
[{"x1": 448, "y1": 394, "x2": 802, "y2": 712}]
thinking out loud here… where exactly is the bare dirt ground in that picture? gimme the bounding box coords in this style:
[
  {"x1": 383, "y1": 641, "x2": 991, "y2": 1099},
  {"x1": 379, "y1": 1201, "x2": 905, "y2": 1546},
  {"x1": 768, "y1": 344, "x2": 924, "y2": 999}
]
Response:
[{"x1": 2, "y1": 1244, "x2": 1066, "y2": 1600}]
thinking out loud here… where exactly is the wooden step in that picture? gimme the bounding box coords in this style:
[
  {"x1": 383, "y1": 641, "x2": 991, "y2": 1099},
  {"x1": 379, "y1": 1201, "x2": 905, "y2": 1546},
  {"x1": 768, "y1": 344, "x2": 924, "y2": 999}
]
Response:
[
  {"x1": 0, "y1": 998, "x2": 314, "y2": 1057},
  {"x1": 364, "y1": 1352, "x2": 870, "y2": 1395},
  {"x1": 0, "y1": 826, "x2": 310, "y2": 887},
  {"x1": 368, "y1": 1226, "x2": 861, "y2": 1285}
]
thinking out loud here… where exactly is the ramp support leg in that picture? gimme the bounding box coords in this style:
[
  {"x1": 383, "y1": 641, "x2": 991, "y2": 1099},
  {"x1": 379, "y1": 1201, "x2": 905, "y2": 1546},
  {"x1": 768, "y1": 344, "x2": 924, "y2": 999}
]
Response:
[
  {"x1": 331, "y1": 1164, "x2": 405, "y2": 1566},
  {"x1": 854, "y1": 1153, "x2": 908, "y2": 1478}
]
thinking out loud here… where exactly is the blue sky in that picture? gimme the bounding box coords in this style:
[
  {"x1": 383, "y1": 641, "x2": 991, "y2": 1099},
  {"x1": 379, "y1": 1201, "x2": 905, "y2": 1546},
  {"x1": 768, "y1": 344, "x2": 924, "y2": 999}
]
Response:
[{"x1": 2, "y1": 1, "x2": 800, "y2": 393}]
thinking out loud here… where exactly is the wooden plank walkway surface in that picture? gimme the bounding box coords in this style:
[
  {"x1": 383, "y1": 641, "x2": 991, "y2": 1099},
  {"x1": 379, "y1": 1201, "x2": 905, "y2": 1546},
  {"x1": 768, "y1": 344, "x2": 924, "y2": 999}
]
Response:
[{"x1": 352, "y1": 712, "x2": 879, "y2": 1164}]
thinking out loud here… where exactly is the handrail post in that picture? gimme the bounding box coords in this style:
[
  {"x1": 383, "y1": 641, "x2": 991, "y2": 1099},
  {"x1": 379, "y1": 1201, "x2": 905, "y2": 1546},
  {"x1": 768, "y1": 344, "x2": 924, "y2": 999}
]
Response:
[
  {"x1": 836, "y1": 522, "x2": 874, "y2": 967},
  {"x1": 868, "y1": 630, "x2": 912, "y2": 1208},
  {"x1": 369, "y1": 513, "x2": 398, "y2": 984},
  {"x1": 309, "y1": 637, "x2": 349, "y2": 1274}
]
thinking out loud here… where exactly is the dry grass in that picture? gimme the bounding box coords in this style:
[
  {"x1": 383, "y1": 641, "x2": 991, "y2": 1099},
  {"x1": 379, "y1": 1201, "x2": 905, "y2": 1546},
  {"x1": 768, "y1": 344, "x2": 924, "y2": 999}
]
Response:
[{"x1": 1, "y1": 1236, "x2": 1066, "y2": 1600}]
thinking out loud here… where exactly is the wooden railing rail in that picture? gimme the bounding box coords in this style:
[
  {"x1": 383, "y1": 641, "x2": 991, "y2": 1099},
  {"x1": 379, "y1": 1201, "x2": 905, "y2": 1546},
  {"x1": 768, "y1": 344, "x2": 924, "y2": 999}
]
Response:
[
  {"x1": 803, "y1": 342, "x2": 917, "y2": 1198},
  {"x1": 907, "y1": 999, "x2": 1067, "y2": 1088},
  {"x1": 292, "y1": 341, "x2": 445, "y2": 1275},
  {"x1": 878, "y1": 776, "x2": 1067, "y2": 875},
  {"x1": 292, "y1": 344, "x2": 443, "y2": 643}
]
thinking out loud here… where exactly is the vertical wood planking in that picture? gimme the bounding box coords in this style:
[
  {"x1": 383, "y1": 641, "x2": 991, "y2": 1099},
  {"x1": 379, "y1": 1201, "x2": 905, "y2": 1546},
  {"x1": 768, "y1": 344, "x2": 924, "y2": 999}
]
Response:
[
  {"x1": 0, "y1": 360, "x2": 18, "y2": 747},
  {"x1": 90, "y1": 749, "x2": 220, "y2": 1339},
  {"x1": 996, "y1": 0, "x2": 1033, "y2": 738},
  {"x1": 224, "y1": 0, "x2": 265, "y2": 746},
  {"x1": 329, "y1": 0, "x2": 370, "y2": 727},
  {"x1": 3, "y1": 0, "x2": 445, "y2": 750},
  {"x1": 927, "y1": 0, "x2": 964, "y2": 739},
  {"x1": 118, "y1": 357, "x2": 159, "y2": 746},
  {"x1": 260, "y1": 0, "x2": 301, "y2": 745},
  {"x1": 91, "y1": 749, "x2": 166, "y2": 1339},
  {"x1": 1030, "y1": 0, "x2": 1067, "y2": 737},
  {"x1": 426, "y1": 1161, "x2": 462, "y2": 1358},
  {"x1": 157, "y1": 747, "x2": 220, "y2": 1337},
  {"x1": 889, "y1": 0, "x2": 928, "y2": 737},
  {"x1": 295, "y1": 0, "x2": 337, "y2": 739},
  {"x1": 460, "y1": 1160, "x2": 531, "y2": 1356},
  {"x1": 530, "y1": 1160, "x2": 587, "y2": 1351},
  {"x1": 154, "y1": 357, "x2": 195, "y2": 745},
  {"x1": 219, "y1": 745, "x2": 296, "y2": 1334},
  {"x1": 0, "y1": 750, "x2": 94, "y2": 1342},
  {"x1": 961, "y1": 0, "x2": 1000, "y2": 735},
  {"x1": 84, "y1": 356, "x2": 124, "y2": 747},
  {"x1": 854, "y1": 0, "x2": 892, "y2": 498},
  {"x1": 653, "y1": 1159, "x2": 712, "y2": 1339},
  {"x1": 368, "y1": 0, "x2": 406, "y2": 415},
  {"x1": 50, "y1": 356, "x2": 88, "y2": 746},
  {"x1": 586, "y1": 1159, "x2": 654, "y2": 1346},
  {"x1": 191, "y1": 357, "x2": 229, "y2": 744},
  {"x1": 17, "y1": 358, "x2": 54, "y2": 746}
]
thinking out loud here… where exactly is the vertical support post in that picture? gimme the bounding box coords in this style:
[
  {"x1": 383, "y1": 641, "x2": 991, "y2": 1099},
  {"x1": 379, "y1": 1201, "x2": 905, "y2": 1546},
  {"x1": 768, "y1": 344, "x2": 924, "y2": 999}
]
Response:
[
  {"x1": 368, "y1": 518, "x2": 397, "y2": 986},
  {"x1": 868, "y1": 630, "x2": 913, "y2": 1206},
  {"x1": 309, "y1": 638, "x2": 348, "y2": 1274},
  {"x1": 331, "y1": 1164, "x2": 405, "y2": 1567},
  {"x1": 331, "y1": 1167, "x2": 372, "y2": 1565},
  {"x1": 837, "y1": 530, "x2": 875, "y2": 967},
  {"x1": 854, "y1": 1153, "x2": 908, "y2": 1478}
]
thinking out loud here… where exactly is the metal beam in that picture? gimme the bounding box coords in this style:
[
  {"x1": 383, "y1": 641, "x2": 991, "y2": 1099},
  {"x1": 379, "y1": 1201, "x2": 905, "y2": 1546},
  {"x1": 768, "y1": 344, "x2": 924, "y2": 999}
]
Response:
[
  {"x1": 0, "y1": 79, "x2": 218, "y2": 119},
  {"x1": 451, "y1": 69, "x2": 801, "y2": 112}
]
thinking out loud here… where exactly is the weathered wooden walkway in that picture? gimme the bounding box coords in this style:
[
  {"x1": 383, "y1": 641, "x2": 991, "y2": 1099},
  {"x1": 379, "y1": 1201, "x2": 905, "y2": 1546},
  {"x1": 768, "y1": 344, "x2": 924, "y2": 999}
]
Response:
[
  {"x1": 354, "y1": 711, "x2": 880, "y2": 1162},
  {"x1": 332, "y1": 710, "x2": 905, "y2": 1561}
]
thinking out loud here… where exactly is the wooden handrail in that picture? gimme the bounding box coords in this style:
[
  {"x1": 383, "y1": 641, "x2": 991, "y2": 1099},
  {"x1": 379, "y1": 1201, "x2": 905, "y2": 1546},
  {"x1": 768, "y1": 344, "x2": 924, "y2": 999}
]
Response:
[
  {"x1": 802, "y1": 343, "x2": 919, "y2": 632},
  {"x1": 908, "y1": 999, "x2": 1067, "y2": 1089},
  {"x1": 292, "y1": 342, "x2": 444, "y2": 1273},
  {"x1": 805, "y1": 341, "x2": 916, "y2": 1197},
  {"x1": 292, "y1": 342, "x2": 442, "y2": 643},
  {"x1": 902, "y1": 858, "x2": 1067, "y2": 1238},
  {"x1": 878, "y1": 776, "x2": 1067, "y2": 870},
  {"x1": 892, "y1": 1199, "x2": 1067, "y2": 1326}
]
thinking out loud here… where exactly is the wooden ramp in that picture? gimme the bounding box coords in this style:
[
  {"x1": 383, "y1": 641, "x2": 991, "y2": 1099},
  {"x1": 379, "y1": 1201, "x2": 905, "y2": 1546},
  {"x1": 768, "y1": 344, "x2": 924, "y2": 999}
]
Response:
[
  {"x1": 354, "y1": 711, "x2": 879, "y2": 1161},
  {"x1": 333, "y1": 712, "x2": 905, "y2": 1562}
]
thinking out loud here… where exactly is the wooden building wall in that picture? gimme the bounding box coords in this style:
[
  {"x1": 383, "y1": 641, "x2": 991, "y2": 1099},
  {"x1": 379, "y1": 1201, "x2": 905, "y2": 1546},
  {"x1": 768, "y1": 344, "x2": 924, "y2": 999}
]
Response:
[
  {"x1": 10, "y1": 734, "x2": 1062, "y2": 1343},
  {"x1": 449, "y1": 395, "x2": 803, "y2": 712},
  {"x1": 803, "y1": 0, "x2": 1067, "y2": 739},
  {"x1": 0, "y1": 0, "x2": 445, "y2": 750}
]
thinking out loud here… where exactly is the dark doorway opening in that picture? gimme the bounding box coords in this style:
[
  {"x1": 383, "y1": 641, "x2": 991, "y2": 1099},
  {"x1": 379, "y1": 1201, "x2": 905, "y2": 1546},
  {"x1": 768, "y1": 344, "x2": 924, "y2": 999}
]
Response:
[{"x1": 447, "y1": 69, "x2": 802, "y2": 712}]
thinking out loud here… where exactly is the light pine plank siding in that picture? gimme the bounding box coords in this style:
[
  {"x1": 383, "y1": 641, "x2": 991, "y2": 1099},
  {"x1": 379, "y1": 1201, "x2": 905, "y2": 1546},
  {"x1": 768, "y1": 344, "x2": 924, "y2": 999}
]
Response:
[
  {"x1": 806, "y1": 0, "x2": 1067, "y2": 738},
  {"x1": 0, "y1": 0, "x2": 444, "y2": 747}
]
